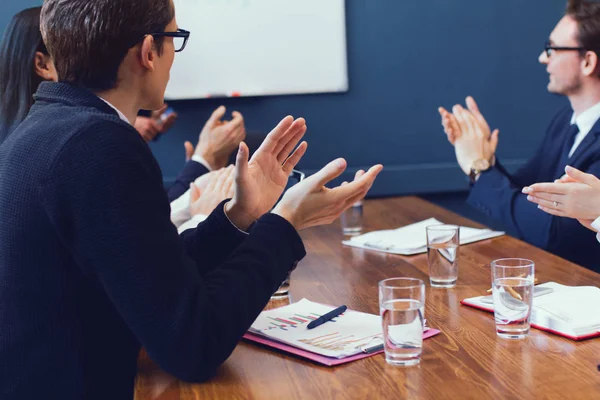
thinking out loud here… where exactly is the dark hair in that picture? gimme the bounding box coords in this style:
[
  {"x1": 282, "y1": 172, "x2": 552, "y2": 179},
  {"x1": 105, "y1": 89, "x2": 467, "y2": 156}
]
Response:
[
  {"x1": 41, "y1": 0, "x2": 174, "y2": 92},
  {"x1": 566, "y1": 1, "x2": 600, "y2": 54},
  {"x1": 0, "y1": 7, "x2": 47, "y2": 143}
]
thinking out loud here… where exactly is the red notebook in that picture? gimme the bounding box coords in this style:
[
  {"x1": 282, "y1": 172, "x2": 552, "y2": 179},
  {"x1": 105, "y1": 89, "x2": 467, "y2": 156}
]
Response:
[{"x1": 461, "y1": 282, "x2": 600, "y2": 341}]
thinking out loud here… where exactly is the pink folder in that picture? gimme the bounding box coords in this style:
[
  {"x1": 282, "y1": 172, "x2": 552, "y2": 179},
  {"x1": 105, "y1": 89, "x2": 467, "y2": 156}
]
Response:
[{"x1": 243, "y1": 328, "x2": 441, "y2": 366}]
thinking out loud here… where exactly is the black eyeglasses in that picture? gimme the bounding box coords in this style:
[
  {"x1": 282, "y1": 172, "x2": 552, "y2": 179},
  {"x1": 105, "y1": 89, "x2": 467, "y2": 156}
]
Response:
[
  {"x1": 544, "y1": 41, "x2": 585, "y2": 58},
  {"x1": 148, "y1": 28, "x2": 190, "y2": 52}
]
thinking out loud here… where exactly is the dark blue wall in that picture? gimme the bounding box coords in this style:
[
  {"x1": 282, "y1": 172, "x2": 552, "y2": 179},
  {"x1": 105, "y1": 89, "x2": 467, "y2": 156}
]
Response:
[{"x1": 1, "y1": 0, "x2": 568, "y2": 196}]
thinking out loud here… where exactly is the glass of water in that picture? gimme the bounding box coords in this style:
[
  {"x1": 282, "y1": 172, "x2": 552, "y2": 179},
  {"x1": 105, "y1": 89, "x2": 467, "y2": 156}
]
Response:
[
  {"x1": 340, "y1": 201, "x2": 363, "y2": 236},
  {"x1": 426, "y1": 225, "x2": 460, "y2": 288},
  {"x1": 378, "y1": 278, "x2": 425, "y2": 366},
  {"x1": 491, "y1": 258, "x2": 535, "y2": 339}
]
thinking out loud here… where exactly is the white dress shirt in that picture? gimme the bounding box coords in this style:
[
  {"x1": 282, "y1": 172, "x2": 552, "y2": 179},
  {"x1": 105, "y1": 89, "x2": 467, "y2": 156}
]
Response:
[{"x1": 568, "y1": 101, "x2": 600, "y2": 157}]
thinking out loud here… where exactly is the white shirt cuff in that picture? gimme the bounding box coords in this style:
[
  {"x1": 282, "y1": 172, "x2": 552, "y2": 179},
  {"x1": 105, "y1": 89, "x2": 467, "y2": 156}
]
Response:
[
  {"x1": 170, "y1": 189, "x2": 192, "y2": 228},
  {"x1": 191, "y1": 154, "x2": 213, "y2": 171},
  {"x1": 591, "y1": 216, "x2": 600, "y2": 243}
]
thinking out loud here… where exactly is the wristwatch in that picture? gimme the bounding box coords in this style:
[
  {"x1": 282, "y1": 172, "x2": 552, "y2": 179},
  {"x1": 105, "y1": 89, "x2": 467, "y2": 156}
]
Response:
[{"x1": 468, "y1": 158, "x2": 491, "y2": 184}]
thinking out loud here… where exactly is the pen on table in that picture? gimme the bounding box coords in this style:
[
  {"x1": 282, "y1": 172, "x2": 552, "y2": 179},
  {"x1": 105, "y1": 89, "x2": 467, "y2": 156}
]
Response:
[
  {"x1": 362, "y1": 343, "x2": 384, "y2": 354},
  {"x1": 307, "y1": 305, "x2": 347, "y2": 330}
]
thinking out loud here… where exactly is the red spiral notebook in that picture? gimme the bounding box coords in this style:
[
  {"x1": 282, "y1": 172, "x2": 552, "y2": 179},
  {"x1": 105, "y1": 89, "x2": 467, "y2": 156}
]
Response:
[
  {"x1": 243, "y1": 298, "x2": 441, "y2": 366},
  {"x1": 461, "y1": 282, "x2": 600, "y2": 341}
]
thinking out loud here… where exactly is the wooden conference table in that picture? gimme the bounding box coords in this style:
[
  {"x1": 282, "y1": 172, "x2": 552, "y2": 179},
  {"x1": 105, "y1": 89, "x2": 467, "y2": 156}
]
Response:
[{"x1": 135, "y1": 196, "x2": 600, "y2": 399}]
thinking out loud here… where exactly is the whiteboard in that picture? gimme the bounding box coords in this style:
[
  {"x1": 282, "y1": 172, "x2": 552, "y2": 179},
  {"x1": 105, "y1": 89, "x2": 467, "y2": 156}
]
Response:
[{"x1": 165, "y1": 0, "x2": 348, "y2": 100}]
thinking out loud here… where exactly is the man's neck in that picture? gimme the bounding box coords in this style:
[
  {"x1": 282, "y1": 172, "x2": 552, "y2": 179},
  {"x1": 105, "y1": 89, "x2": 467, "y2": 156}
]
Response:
[
  {"x1": 568, "y1": 82, "x2": 600, "y2": 116},
  {"x1": 94, "y1": 88, "x2": 139, "y2": 125}
]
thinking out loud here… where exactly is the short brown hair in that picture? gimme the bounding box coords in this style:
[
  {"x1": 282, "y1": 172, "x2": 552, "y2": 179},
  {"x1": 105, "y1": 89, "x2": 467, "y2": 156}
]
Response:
[
  {"x1": 41, "y1": 0, "x2": 174, "y2": 91},
  {"x1": 566, "y1": 0, "x2": 600, "y2": 53}
]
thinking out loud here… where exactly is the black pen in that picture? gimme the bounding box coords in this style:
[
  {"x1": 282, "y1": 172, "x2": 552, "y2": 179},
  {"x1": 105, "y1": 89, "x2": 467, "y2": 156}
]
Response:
[{"x1": 307, "y1": 305, "x2": 347, "y2": 329}]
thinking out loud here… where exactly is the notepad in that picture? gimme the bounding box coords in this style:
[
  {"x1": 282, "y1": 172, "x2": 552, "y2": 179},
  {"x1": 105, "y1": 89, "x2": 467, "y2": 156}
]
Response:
[
  {"x1": 244, "y1": 299, "x2": 440, "y2": 365},
  {"x1": 461, "y1": 282, "x2": 600, "y2": 340},
  {"x1": 342, "y1": 218, "x2": 504, "y2": 255}
]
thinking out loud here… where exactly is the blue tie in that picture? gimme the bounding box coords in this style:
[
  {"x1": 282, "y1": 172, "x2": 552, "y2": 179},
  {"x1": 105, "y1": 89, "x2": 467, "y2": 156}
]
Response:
[{"x1": 555, "y1": 123, "x2": 579, "y2": 178}]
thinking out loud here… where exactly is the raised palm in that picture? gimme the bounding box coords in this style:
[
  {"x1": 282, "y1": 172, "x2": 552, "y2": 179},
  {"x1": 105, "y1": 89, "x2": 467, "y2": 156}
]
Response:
[{"x1": 228, "y1": 116, "x2": 308, "y2": 226}]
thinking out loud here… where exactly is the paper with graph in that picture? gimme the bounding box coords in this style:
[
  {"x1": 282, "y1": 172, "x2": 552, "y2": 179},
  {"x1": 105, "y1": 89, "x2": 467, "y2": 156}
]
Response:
[{"x1": 249, "y1": 299, "x2": 382, "y2": 359}]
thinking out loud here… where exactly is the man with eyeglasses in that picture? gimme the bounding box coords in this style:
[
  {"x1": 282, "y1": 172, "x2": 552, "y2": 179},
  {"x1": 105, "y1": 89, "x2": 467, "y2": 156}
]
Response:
[
  {"x1": 0, "y1": 0, "x2": 383, "y2": 398},
  {"x1": 437, "y1": 0, "x2": 600, "y2": 272}
]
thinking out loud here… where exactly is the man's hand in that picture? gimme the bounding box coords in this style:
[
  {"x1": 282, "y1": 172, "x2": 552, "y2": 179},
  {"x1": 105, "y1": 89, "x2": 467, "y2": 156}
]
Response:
[
  {"x1": 272, "y1": 159, "x2": 383, "y2": 231},
  {"x1": 189, "y1": 166, "x2": 235, "y2": 216},
  {"x1": 224, "y1": 116, "x2": 307, "y2": 230},
  {"x1": 438, "y1": 106, "x2": 461, "y2": 145},
  {"x1": 452, "y1": 97, "x2": 499, "y2": 175},
  {"x1": 191, "y1": 106, "x2": 246, "y2": 169},
  {"x1": 134, "y1": 104, "x2": 178, "y2": 142},
  {"x1": 523, "y1": 166, "x2": 600, "y2": 223}
]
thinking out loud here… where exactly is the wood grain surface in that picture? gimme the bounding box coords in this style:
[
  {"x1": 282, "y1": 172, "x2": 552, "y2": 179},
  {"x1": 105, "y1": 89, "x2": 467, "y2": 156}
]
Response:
[{"x1": 135, "y1": 196, "x2": 600, "y2": 400}]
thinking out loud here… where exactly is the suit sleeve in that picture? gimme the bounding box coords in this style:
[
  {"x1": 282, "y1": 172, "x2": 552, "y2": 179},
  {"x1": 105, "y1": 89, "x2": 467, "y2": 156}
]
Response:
[
  {"x1": 167, "y1": 160, "x2": 210, "y2": 202},
  {"x1": 41, "y1": 123, "x2": 306, "y2": 382},
  {"x1": 467, "y1": 161, "x2": 600, "y2": 269}
]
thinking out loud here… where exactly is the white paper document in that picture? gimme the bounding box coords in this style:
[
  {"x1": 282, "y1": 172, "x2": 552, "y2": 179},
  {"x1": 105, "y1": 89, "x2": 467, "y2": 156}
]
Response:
[
  {"x1": 342, "y1": 218, "x2": 504, "y2": 255},
  {"x1": 463, "y1": 282, "x2": 600, "y2": 338}
]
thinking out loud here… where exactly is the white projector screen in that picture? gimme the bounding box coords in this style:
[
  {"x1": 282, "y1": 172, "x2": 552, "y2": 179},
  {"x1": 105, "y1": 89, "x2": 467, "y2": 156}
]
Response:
[{"x1": 165, "y1": 0, "x2": 348, "y2": 100}]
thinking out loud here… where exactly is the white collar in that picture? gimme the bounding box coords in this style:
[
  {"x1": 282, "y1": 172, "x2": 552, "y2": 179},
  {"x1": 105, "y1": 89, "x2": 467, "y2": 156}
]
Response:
[
  {"x1": 98, "y1": 97, "x2": 130, "y2": 125},
  {"x1": 570, "y1": 101, "x2": 600, "y2": 133}
]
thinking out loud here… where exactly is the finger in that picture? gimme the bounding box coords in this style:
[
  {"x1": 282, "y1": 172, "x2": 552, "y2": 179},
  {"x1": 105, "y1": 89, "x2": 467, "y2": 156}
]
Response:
[
  {"x1": 565, "y1": 165, "x2": 598, "y2": 186},
  {"x1": 278, "y1": 123, "x2": 308, "y2": 164},
  {"x1": 461, "y1": 107, "x2": 482, "y2": 138},
  {"x1": 161, "y1": 113, "x2": 178, "y2": 132},
  {"x1": 537, "y1": 205, "x2": 567, "y2": 217},
  {"x1": 224, "y1": 111, "x2": 244, "y2": 132},
  {"x1": 189, "y1": 182, "x2": 201, "y2": 203},
  {"x1": 257, "y1": 116, "x2": 295, "y2": 153},
  {"x1": 273, "y1": 118, "x2": 307, "y2": 160},
  {"x1": 330, "y1": 165, "x2": 383, "y2": 203},
  {"x1": 223, "y1": 165, "x2": 235, "y2": 197},
  {"x1": 522, "y1": 182, "x2": 568, "y2": 195},
  {"x1": 490, "y1": 129, "x2": 500, "y2": 150},
  {"x1": 525, "y1": 192, "x2": 564, "y2": 204},
  {"x1": 282, "y1": 141, "x2": 308, "y2": 175},
  {"x1": 466, "y1": 96, "x2": 488, "y2": 129},
  {"x1": 354, "y1": 170, "x2": 365, "y2": 180},
  {"x1": 151, "y1": 104, "x2": 168, "y2": 119},
  {"x1": 234, "y1": 142, "x2": 249, "y2": 182},
  {"x1": 207, "y1": 105, "x2": 226, "y2": 126},
  {"x1": 308, "y1": 158, "x2": 348, "y2": 188},
  {"x1": 452, "y1": 105, "x2": 469, "y2": 137},
  {"x1": 526, "y1": 194, "x2": 563, "y2": 210},
  {"x1": 184, "y1": 141, "x2": 194, "y2": 161}
]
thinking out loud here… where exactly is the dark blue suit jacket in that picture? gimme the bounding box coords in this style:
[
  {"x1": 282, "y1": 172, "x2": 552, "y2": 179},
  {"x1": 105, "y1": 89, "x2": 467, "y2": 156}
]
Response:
[{"x1": 468, "y1": 107, "x2": 600, "y2": 272}]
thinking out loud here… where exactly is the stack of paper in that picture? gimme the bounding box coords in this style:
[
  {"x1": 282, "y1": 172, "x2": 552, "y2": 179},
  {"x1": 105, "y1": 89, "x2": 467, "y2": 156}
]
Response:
[
  {"x1": 462, "y1": 282, "x2": 600, "y2": 340},
  {"x1": 342, "y1": 218, "x2": 504, "y2": 255},
  {"x1": 245, "y1": 299, "x2": 440, "y2": 364}
]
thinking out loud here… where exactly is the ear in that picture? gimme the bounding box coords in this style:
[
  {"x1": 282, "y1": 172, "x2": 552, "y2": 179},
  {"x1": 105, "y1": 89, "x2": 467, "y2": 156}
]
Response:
[
  {"x1": 140, "y1": 35, "x2": 156, "y2": 72},
  {"x1": 33, "y1": 52, "x2": 56, "y2": 81},
  {"x1": 582, "y1": 50, "x2": 599, "y2": 77}
]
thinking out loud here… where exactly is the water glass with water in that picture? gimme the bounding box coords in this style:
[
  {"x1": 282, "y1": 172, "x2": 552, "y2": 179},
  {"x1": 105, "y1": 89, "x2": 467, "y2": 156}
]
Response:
[
  {"x1": 426, "y1": 225, "x2": 460, "y2": 288},
  {"x1": 340, "y1": 201, "x2": 363, "y2": 236},
  {"x1": 378, "y1": 278, "x2": 425, "y2": 366},
  {"x1": 491, "y1": 258, "x2": 535, "y2": 339}
]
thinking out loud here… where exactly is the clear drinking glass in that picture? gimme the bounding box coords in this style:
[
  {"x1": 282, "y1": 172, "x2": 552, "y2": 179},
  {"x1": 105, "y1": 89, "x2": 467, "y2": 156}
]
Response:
[
  {"x1": 378, "y1": 278, "x2": 425, "y2": 366},
  {"x1": 491, "y1": 258, "x2": 535, "y2": 339},
  {"x1": 426, "y1": 225, "x2": 460, "y2": 288},
  {"x1": 340, "y1": 201, "x2": 363, "y2": 235}
]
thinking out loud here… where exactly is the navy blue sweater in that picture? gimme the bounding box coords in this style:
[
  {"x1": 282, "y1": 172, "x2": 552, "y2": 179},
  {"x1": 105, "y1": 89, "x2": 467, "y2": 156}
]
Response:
[{"x1": 0, "y1": 82, "x2": 306, "y2": 399}]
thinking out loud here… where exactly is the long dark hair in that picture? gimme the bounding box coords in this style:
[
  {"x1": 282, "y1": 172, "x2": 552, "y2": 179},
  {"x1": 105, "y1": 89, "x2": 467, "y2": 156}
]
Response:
[{"x1": 0, "y1": 7, "x2": 47, "y2": 143}]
